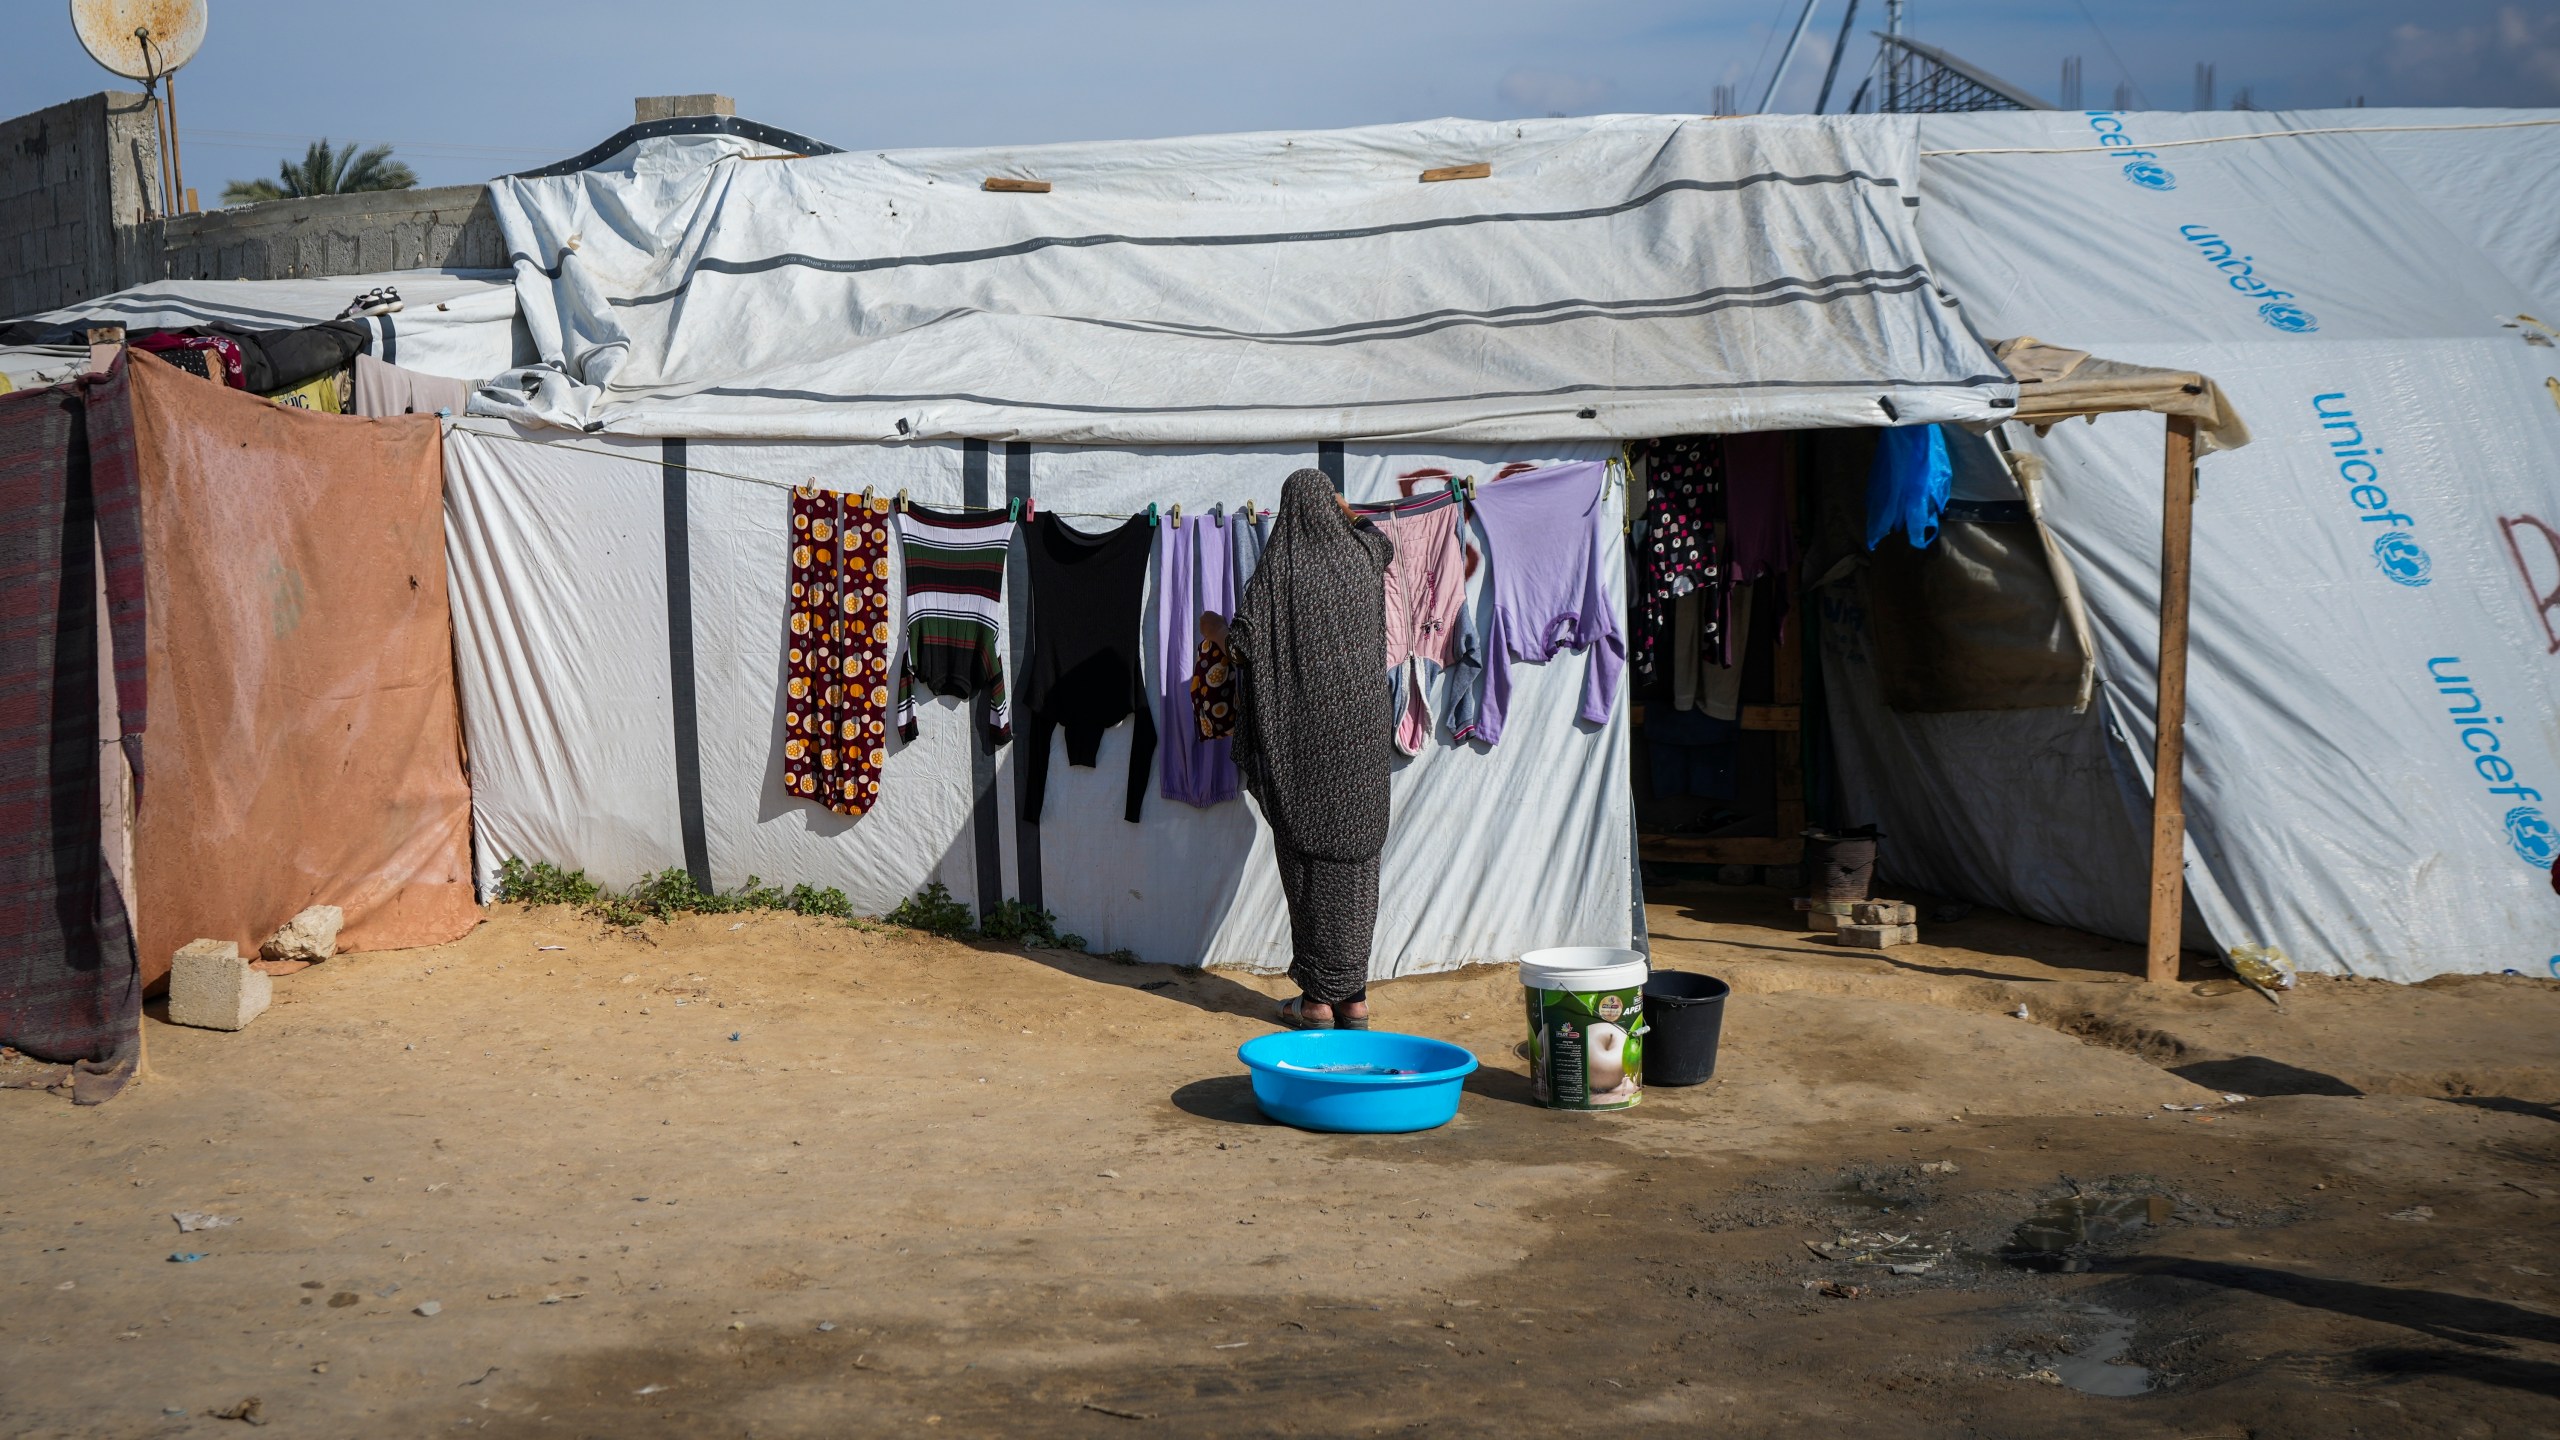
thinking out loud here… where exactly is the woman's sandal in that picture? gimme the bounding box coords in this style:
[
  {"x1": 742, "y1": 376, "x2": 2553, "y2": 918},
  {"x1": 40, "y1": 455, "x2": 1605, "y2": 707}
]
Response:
[{"x1": 1277, "y1": 996, "x2": 1334, "y2": 1030}]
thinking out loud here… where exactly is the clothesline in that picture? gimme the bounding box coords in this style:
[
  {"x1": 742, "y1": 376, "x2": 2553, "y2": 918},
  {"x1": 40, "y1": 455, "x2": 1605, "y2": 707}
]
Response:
[{"x1": 443, "y1": 417, "x2": 1623, "y2": 523}]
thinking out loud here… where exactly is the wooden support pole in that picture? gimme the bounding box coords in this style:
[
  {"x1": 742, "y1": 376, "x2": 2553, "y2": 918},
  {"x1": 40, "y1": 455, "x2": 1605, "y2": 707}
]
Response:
[{"x1": 2146, "y1": 415, "x2": 2199, "y2": 983}]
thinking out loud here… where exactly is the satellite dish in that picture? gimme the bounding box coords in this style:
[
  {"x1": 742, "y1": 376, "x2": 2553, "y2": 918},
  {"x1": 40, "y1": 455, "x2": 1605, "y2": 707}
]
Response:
[{"x1": 70, "y1": 0, "x2": 208, "y2": 81}]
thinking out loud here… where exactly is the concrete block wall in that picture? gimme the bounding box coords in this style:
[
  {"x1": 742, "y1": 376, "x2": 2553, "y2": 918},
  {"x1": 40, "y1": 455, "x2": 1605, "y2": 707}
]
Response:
[
  {"x1": 160, "y1": 184, "x2": 508, "y2": 282},
  {"x1": 0, "y1": 91, "x2": 163, "y2": 319}
]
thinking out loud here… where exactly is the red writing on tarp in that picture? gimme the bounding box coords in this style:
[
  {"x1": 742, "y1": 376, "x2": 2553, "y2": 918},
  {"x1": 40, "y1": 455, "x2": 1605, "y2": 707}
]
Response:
[{"x1": 2500, "y1": 514, "x2": 2560, "y2": 655}]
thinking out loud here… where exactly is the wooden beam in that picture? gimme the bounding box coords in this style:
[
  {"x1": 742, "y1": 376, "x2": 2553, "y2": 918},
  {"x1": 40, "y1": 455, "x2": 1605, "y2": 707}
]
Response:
[
  {"x1": 2146, "y1": 415, "x2": 2198, "y2": 983},
  {"x1": 982, "y1": 177, "x2": 1052, "y2": 193},
  {"x1": 1640, "y1": 835, "x2": 1806, "y2": 866},
  {"x1": 1419, "y1": 163, "x2": 1491, "y2": 183},
  {"x1": 1739, "y1": 704, "x2": 1802, "y2": 732}
]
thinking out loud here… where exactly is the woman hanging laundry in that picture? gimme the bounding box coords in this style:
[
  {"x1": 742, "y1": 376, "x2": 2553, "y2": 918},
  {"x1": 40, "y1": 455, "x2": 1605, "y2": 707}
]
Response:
[{"x1": 1227, "y1": 471, "x2": 1395, "y2": 1030}]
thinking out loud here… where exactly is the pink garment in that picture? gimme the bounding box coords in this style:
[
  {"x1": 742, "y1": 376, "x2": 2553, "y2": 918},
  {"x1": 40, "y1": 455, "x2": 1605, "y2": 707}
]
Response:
[{"x1": 1373, "y1": 494, "x2": 1467, "y2": 755}]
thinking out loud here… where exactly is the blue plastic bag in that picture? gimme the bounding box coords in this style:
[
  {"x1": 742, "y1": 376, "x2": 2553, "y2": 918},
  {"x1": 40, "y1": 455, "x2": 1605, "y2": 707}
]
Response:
[{"x1": 1865, "y1": 424, "x2": 1952, "y2": 550}]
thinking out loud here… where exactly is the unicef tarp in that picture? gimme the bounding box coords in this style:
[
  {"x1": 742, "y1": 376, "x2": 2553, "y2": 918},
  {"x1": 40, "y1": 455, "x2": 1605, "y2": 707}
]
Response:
[
  {"x1": 471, "y1": 115, "x2": 2015, "y2": 444},
  {"x1": 1825, "y1": 109, "x2": 2560, "y2": 982}
]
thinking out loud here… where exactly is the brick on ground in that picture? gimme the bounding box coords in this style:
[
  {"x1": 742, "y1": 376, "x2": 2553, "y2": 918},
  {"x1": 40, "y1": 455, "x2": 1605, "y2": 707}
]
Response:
[{"x1": 167, "y1": 940, "x2": 271, "y2": 1031}]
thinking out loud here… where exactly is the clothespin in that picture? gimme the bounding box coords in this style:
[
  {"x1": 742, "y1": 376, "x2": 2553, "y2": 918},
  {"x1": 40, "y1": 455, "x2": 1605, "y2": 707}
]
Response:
[
  {"x1": 1147, "y1": 502, "x2": 1160, "y2": 528},
  {"x1": 1007, "y1": 496, "x2": 1021, "y2": 522},
  {"x1": 860, "y1": 486, "x2": 875, "y2": 510},
  {"x1": 1025, "y1": 497, "x2": 1038, "y2": 523},
  {"x1": 894, "y1": 487, "x2": 910, "y2": 513},
  {"x1": 1169, "y1": 503, "x2": 1183, "y2": 529},
  {"x1": 1210, "y1": 501, "x2": 1226, "y2": 523}
]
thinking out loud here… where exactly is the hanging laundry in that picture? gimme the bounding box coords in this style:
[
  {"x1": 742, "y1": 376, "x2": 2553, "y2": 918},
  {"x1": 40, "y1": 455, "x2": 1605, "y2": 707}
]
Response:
[
  {"x1": 780, "y1": 487, "x2": 896, "y2": 817},
  {"x1": 1451, "y1": 460, "x2": 1624, "y2": 747},
  {"x1": 1021, "y1": 513, "x2": 1157, "y2": 823},
  {"x1": 1368, "y1": 489, "x2": 1469, "y2": 756},
  {"x1": 1231, "y1": 504, "x2": 1271, "y2": 588},
  {"x1": 1157, "y1": 513, "x2": 1243, "y2": 807},
  {"x1": 128, "y1": 322, "x2": 369, "y2": 394},
  {"x1": 1629, "y1": 436, "x2": 1724, "y2": 686},
  {"x1": 131, "y1": 333, "x2": 247, "y2": 388},
  {"x1": 353, "y1": 353, "x2": 473, "y2": 418},
  {"x1": 1191, "y1": 622, "x2": 1236, "y2": 739},
  {"x1": 0, "y1": 355, "x2": 147, "y2": 1102},
  {"x1": 1867, "y1": 423, "x2": 1953, "y2": 551},
  {"x1": 1724, "y1": 432, "x2": 1796, "y2": 584},
  {"x1": 261, "y1": 370, "x2": 344, "y2": 414},
  {"x1": 890, "y1": 503, "x2": 1015, "y2": 748},
  {"x1": 1695, "y1": 582, "x2": 1755, "y2": 723}
]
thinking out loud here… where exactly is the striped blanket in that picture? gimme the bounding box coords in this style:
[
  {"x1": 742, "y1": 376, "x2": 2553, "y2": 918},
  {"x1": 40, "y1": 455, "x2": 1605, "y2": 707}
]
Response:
[{"x1": 0, "y1": 355, "x2": 145, "y2": 1103}]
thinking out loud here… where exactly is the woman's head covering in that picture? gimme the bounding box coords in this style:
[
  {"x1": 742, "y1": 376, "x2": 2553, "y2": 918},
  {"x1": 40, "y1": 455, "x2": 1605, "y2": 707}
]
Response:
[{"x1": 1226, "y1": 469, "x2": 1395, "y2": 859}]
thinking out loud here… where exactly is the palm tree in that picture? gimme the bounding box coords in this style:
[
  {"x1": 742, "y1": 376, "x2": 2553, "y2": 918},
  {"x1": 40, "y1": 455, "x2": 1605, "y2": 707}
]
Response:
[{"x1": 221, "y1": 140, "x2": 418, "y2": 206}]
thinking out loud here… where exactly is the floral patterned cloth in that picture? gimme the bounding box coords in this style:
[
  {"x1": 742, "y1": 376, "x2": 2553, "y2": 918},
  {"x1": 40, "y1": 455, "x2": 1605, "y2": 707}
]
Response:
[
  {"x1": 781, "y1": 486, "x2": 896, "y2": 816},
  {"x1": 1190, "y1": 634, "x2": 1236, "y2": 738},
  {"x1": 1633, "y1": 436, "x2": 1726, "y2": 683}
]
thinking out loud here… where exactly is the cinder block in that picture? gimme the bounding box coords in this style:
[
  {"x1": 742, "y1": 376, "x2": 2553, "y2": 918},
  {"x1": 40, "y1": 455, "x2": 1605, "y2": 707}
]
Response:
[
  {"x1": 260, "y1": 905, "x2": 343, "y2": 965},
  {"x1": 1793, "y1": 898, "x2": 1857, "y2": 914},
  {"x1": 1838, "y1": 922, "x2": 1919, "y2": 949},
  {"x1": 1852, "y1": 901, "x2": 1917, "y2": 926},
  {"x1": 168, "y1": 940, "x2": 271, "y2": 1031},
  {"x1": 1808, "y1": 911, "x2": 1842, "y2": 933}
]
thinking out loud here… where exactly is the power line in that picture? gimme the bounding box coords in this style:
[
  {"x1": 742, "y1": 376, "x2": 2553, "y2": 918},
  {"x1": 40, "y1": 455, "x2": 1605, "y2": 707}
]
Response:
[
  {"x1": 1738, "y1": 0, "x2": 1807, "y2": 112},
  {"x1": 2069, "y1": 0, "x2": 2150, "y2": 109}
]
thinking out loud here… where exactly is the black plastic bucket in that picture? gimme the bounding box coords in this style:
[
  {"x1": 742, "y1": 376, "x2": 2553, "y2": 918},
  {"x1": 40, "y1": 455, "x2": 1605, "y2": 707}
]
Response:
[
  {"x1": 1802, "y1": 826, "x2": 1882, "y2": 902},
  {"x1": 1641, "y1": 971, "x2": 1731, "y2": 1087}
]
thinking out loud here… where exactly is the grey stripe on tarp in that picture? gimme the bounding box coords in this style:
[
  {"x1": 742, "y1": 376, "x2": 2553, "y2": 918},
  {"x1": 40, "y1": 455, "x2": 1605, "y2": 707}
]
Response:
[
  {"x1": 609, "y1": 170, "x2": 1907, "y2": 306},
  {"x1": 1317, "y1": 442, "x2": 1344, "y2": 491},
  {"x1": 1006, "y1": 442, "x2": 1042, "y2": 912},
  {"x1": 662, "y1": 439, "x2": 711, "y2": 891},
  {"x1": 698, "y1": 366, "x2": 2013, "y2": 417},
  {"x1": 378, "y1": 314, "x2": 396, "y2": 366},
  {"x1": 1029, "y1": 266, "x2": 1932, "y2": 347},
  {"x1": 964, "y1": 439, "x2": 1004, "y2": 920}
]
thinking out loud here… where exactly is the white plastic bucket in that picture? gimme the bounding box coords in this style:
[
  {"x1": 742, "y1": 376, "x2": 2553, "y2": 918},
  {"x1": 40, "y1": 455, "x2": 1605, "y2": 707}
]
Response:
[{"x1": 1518, "y1": 947, "x2": 1648, "y2": 1111}]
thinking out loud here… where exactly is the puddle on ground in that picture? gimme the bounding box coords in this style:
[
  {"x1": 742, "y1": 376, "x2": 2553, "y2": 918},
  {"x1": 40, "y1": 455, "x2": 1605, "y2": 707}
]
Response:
[
  {"x1": 2001, "y1": 1194, "x2": 2170, "y2": 1273},
  {"x1": 2048, "y1": 1305, "x2": 2153, "y2": 1396}
]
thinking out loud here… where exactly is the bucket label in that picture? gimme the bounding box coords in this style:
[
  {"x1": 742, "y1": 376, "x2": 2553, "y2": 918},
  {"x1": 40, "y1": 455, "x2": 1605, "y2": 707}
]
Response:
[{"x1": 1527, "y1": 985, "x2": 1644, "y2": 1110}]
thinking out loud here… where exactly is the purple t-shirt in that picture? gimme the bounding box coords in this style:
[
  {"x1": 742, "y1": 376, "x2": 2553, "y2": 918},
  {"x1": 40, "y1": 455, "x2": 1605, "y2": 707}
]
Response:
[{"x1": 1454, "y1": 460, "x2": 1624, "y2": 746}]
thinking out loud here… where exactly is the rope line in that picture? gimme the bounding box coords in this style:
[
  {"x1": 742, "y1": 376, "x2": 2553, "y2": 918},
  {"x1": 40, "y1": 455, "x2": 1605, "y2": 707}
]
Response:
[{"x1": 1920, "y1": 116, "x2": 2560, "y2": 158}]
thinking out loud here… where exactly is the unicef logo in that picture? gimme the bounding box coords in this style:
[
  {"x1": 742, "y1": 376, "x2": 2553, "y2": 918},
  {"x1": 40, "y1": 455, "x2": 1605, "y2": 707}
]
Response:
[
  {"x1": 2121, "y1": 161, "x2": 2176, "y2": 191},
  {"x1": 2508, "y1": 806, "x2": 2560, "y2": 868},
  {"x1": 2258, "y1": 301, "x2": 2319, "y2": 333},
  {"x1": 2371, "y1": 532, "x2": 2432, "y2": 587}
]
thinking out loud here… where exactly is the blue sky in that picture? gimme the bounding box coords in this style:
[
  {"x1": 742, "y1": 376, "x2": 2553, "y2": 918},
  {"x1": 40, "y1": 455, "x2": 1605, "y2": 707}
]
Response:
[{"x1": 6, "y1": 1, "x2": 2556, "y2": 192}]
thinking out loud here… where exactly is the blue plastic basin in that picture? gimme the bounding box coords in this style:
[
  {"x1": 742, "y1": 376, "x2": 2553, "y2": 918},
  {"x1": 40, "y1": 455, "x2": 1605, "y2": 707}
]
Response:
[{"x1": 1235, "y1": 1030, "x2": 1479, "y2": 1133}]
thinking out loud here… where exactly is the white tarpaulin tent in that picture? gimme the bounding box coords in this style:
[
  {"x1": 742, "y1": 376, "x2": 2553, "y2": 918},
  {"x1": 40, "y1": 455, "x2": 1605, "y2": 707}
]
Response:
[
  {"x1": 442, "y1": 431, "x2": 1631, "y2": 975},
  {"x1": 37, "y1": 107, "x2": 2554, "y2": 984},
  {"x1": 1, "y1": 270, "x2": 521, "y2": 385},
  {"x1": 1822, "y1": 109, "x2": 2560, "y2": 982},
  {"x1": 442, "y1": 112, "x2": 2022, "y2": 976},
  {"x1": 472, "y1": 115, "x2": 2013, "y2": 443}
]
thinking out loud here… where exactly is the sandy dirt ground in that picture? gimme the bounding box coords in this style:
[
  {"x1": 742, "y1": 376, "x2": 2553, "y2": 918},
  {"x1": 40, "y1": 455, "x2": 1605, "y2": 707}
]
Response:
[{"x1": 5, "y1": 879, "x2": 2558, "y2": 1438}]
